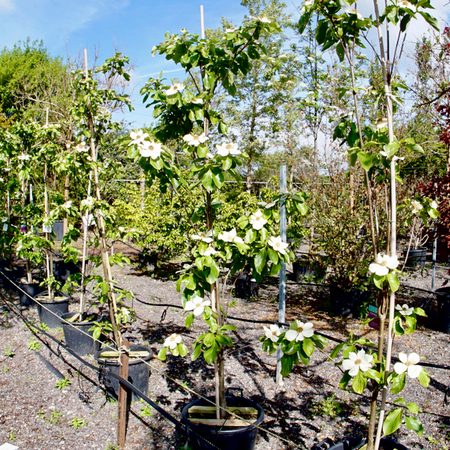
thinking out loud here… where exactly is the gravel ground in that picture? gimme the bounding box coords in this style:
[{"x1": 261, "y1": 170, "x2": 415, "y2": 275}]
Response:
[{"x1": 1, "y1": 257, "x2": 450, "y2": 450}]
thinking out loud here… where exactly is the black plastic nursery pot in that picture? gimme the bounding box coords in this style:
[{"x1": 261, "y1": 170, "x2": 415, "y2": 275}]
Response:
[
  {"x1": 62, "y1": 312, "x2": 101, "y2": 356},
  {"x1": 313, "y1": 437, "x2": 408, "y2": 450},
  {"x1": 404, "y1": 247, "x2": 427, "y2": 270},
  {"x1": 1, "y1": 266, "x2": 24, "y2": 290},
  {"x1": 35, "y1": 292, "x2": 70, "y2": 328},
  {"x1": 181, "y1": 395, "x2": 264, "y2": 450},
  {"x1": 95, "y1": 344, "x2": 152, "y2": 401},
  {"x1": 53, "y1": 259, "x2": 81, "y2": 283},
  {"x1": 234, "y1": 274, "x2": 259, "y2": 299},
  {"x1": 329, "y1": 284, "x2": 371, "y2": 318},
  {"x1": 17, "y1": 278, "x2": 42, "y2": 307},
  {"x1": 435, "y1": 287, "x2": 450, "y2": 334}
]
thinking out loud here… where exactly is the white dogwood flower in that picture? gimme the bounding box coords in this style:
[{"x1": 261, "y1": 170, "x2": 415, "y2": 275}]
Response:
[
  {"x1": 216, "y1": 142, "x2": 241, "y2": 157},
  {"x1": 250, "y1": 210, "x2": 267, "y2": 230},
  {"x1": 183, "y1": 133, "x2": 208, "y2": 147},
  {"x1": 263, "y1": 324, "x2": 281, "y2": 342},
  {"x1": 395, "y1": 304, "x2": 414, "y2": 316},
  {"x1": 285, "y1": 321, "x2": 314, "y2": 342},
  {"x1": 430, "y1": 200, "x2": 438, "y2": 210},
  {"x1": 342, "y1": 350, "x2": 373, "y2": 377},
  {"x1": 164, "y1": 333, "x2": 182, "y2": 350},
  {"x1": 394, "y1": 352, "x2": 422, "y2": 378},
  {"x1": 368, "y1": 253, "x2": 399, "y2": 276},
  {"x1": 139, "y1": 141, "x2": 163, "y2": 159},
  {"x1": 268, "y1": 236, "x2": 289, "y2": 255},
  {"x1": 129, "y1": 130, "x2": 148, "y2": 146},
  {"x1": 204, "y1": 246, "x2": 218, "y2": 256},
  {"x1": 411, "y1": 200, "x2": 423, "y2": 214},
  {"x1": 165, "y1": 83, "x2": 185, "y2": 96},
  {"x1": 18, "y1": 153, "x2": 30, "y2": 161},
  {"x1": 192, "y1": 231, "x2": 213, "y2": 243},
  {"x1": 219, "y1": 229, "x2": 239, "y2": 243},
  {"x1": 184, "y1": 296, "x2": 211, "y2": 316}
]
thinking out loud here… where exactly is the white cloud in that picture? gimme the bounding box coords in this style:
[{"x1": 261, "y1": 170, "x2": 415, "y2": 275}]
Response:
[{"x1": 0, "y1": 0, "x2": 15, "y2": 12}]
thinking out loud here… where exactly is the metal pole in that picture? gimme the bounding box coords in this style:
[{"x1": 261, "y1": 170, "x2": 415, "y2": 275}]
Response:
[
  {"x1": 432, "y1": 183, "x2": 438, "y2": 292},
  {"x1": 200, "y1": 5, "x2": 205, "y2": 39},
  {"x1": 276, "y1": 165, "x2": 287, "y2": 385}
]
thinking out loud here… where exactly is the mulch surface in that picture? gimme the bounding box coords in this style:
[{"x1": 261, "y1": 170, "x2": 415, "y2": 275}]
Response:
[{"x1": 1, "y1": 256, "x2": 450, "y2": 450}]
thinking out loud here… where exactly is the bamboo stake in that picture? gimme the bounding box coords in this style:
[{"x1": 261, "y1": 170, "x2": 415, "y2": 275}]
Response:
[{"x1": 117, "y1": 340, "x2": 130, "y2": 449}]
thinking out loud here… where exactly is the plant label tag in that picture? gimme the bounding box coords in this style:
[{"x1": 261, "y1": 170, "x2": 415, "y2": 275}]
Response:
[
  {"x1": 43, "y1": 224, "x2": 52, "y2": 233},
  {"x1": 0, "y1": 443, "x2": 19, "y2": 449},
  {"x1": 2, "y1": 224, "x2": 7, "y2": 231},
  {"x1": 368, "y1": 305, "x2": 379, "y2": 330}
]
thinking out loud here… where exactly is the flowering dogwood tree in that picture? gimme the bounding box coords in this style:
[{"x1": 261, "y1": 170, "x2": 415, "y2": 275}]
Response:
[{"x1": 129, "y1": 18, "x2": 308, "y2": 418}]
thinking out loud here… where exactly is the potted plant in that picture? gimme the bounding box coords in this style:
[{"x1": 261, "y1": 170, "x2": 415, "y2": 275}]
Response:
[{"x1": 130, "y1": 17, "x2": 308, "y2": 449}]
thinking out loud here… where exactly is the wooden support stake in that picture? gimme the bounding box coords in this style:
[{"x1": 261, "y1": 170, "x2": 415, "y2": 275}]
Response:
[{"x1": 117, "y1": 340, "x2": 130, "y2": 449}]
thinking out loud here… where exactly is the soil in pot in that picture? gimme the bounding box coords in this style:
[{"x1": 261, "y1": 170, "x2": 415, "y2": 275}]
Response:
[
  {"x1": 313, "y1": 437, "x2": 408, "y2": 450},
  {"x1": 35, "y1": 292, "x2": 70, "y2": 328},
  {"x1": 95, "y1": 344, "x2": 152, "y2": 401},
  {"x1": 17, "y1": 278, "x2": 42, "y2": 308},
  {"x1": 62, "y1": 312, "x2": 101, "y2": 356},
  {"x1": 181, "y1": 395, "x2": 264, "y2": 450}
]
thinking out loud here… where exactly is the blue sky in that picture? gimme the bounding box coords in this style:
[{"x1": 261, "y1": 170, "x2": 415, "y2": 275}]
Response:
[{"x1": 0, "y1": 0, "x2": 449, "y2": 128}]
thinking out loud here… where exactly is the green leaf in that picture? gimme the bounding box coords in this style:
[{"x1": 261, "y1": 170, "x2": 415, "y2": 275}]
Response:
[
  {"x1": 203, "y1": 333, "x2": 215, "y2": 347},
  {"x1": 280, "y1": 354, "x2": 294, "y2": 377},
  {"x1": 254, "y1": 248, "x2": 267, "y2": 274},
  {"x1": 352, "y1": 370, "x2": 367, "y2": 394},
  {"x1": 178, "y1": 343, "x2": 188, "y2": 357},
  {"x1": 419, "y1": 11, "x2": 439, "y2": 31},
  {"x1": 391, "y1": 372, "x2": 406, "y2": 394},
  {"x1": 357, "y1": 151, "x2": 373, "y2": 171},
  {"x1": 221, "y1": 325, "x2": 237, "y2": 331},
  {"x1": 222, "y1": 157, "x2": 232, "y2": 171},
  {"x1": 373, "y1": 274, "x2": 385, "y2": 290},
  {"x1": 413, "y1": 307, "x2": 427, "y2": 317},
  {"x1": 405, "y1": 415, "x2": 423, "y2": 437},
  {"x1": 418, "y1": 368, "x2": 430, "y2": 388},
  {"x1": 406, "y1": 402, "x2": 419, "y2": 414},
  {"x1": 365, "y1": 369, "x2": 381, "y2": 383},
  {"x1": 267, "y1": 247, "x2": 279, "y2": 264},
  {"x1": 197, "y1": 144, "x2": 209, "y2": 158},
  {"x1": 203, "y1": 343, "x2": 218, "y2": 365},
  {"x1": 191, "y1": 343, "x2": 203, "y2": 361},
  {"x1": 158, "y1": 347, "x2": 168, "y2": 361},
  {"x1": 201, "y1": 170, "x2": 214, "y2": 191},
  {"x1": 387, "y1": 272, "x2": 400, "y2": 292},
  {"x1": 206, "y1": 260, "x2": 220, "y2": 284},
  {"x1": 185, "y1": 312, "x2": 194, "y2": 328},
  {"x1": 302, "y1": 338, "x2": 315, "y2": 357},
  {"x1": 383, "y1": 408, "x2": 403, "y2": 436}
]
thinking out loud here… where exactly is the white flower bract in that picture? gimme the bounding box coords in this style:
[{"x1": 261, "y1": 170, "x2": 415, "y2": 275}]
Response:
[
  {"x1": 219, "y1": 229, "x2": 240, "y2": 243},
  {"x1": 216, "y1": 142, "x2": 241, "y2": 157},
  {"x1": 139, "y1": 141, "x2": 163, "y2": 159},
  {"x1": 129, "y1": 130, "x2": 148, "y2": 146},
  {"x1": 395, "y1": 304, "x2": 414, "y2": 316},
  {"x1": 250, "y1": 210, "x2": 267, "y2": 230},
  {"x1": 164, "y1": 333, "x2": 182, "y2": 350},
  {"x1": 342, "y1": 350, "x2": 373, "y2": 377},
  {"x1": 191, "y1": 231, "x2": 213, "y2": 243},
  {"x1": 268, "y1": 236, "x2": 289, "y2": 255},
  {"x1": 184, "y1": 296, "x2": 210, "y2": 316},
  {"x1": 368, "y1": 253, "x2": 399, "y2": 276},
  {"x1": 263, "y1": 325, "x2": 280, "y2": 342},
  {"x1": 76, "y1": 143, "x2": 89, "y2": 153},
  {"x1": 18, "y1": 153, "x2": 30, "y2": 161},
  {"x1": 165, "y1": 83, "x2": 185, "y2": 96},
  {"x1": 394, "y1": 352, "x2": 422, "y2": 378},
  {"x1": 285, "y1": 321, "x2": 314, "y2": 342},
  {"x1": 411, "y1": 200, "x2": 423, "y2": 214},
  {"x1": 183, "y1": 133, "x2": 208, "y2": 147}
]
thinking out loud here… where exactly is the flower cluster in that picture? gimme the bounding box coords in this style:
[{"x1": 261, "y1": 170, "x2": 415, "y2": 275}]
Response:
[{"x1": 129, "y1": 130, "x2": 163, "y2": 160}]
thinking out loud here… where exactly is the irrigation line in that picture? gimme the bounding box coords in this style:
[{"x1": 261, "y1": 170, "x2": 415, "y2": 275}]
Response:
[{"x1": 0, "y1": 275, "x2": 301, "y2": 449}]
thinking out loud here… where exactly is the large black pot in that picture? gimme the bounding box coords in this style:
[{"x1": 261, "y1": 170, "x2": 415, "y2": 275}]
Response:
[
  {"x1": 435, "y1": 287, "x2": 450, "y2": 333},
  {"x1": 53, "y1": 259, "x2": 81, "y2": 283},
  {"x1": 1, "y1": 266, "x2": 24, "y2": 290},
  {"x1": 329, "y1": 284, "x2": 371, "y2": 318},
  {"x1": 17, "y1": 278, "x2": 42, "y2": 307},
  {"x1": 62, "y1": 312, "x2": 101, "y2": 356},
  {"x1": 404, "y1": 247, "x2": 427, "y2": 270},
  {"x1": 35, "y1": 292, "x2": 70, "y2": 328},
  {"x1": 182, "y1": 395, "x2": 264, "y2": 450},
  {"x1": 95, "y1": 344, "x2": 152, "y2": 401},
  {"x1": 234, "y1": 274, "x2": 259, "y2": 299},
  {"x1": 313, "y1": 437, "x2": 408, "y2": 450}
]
